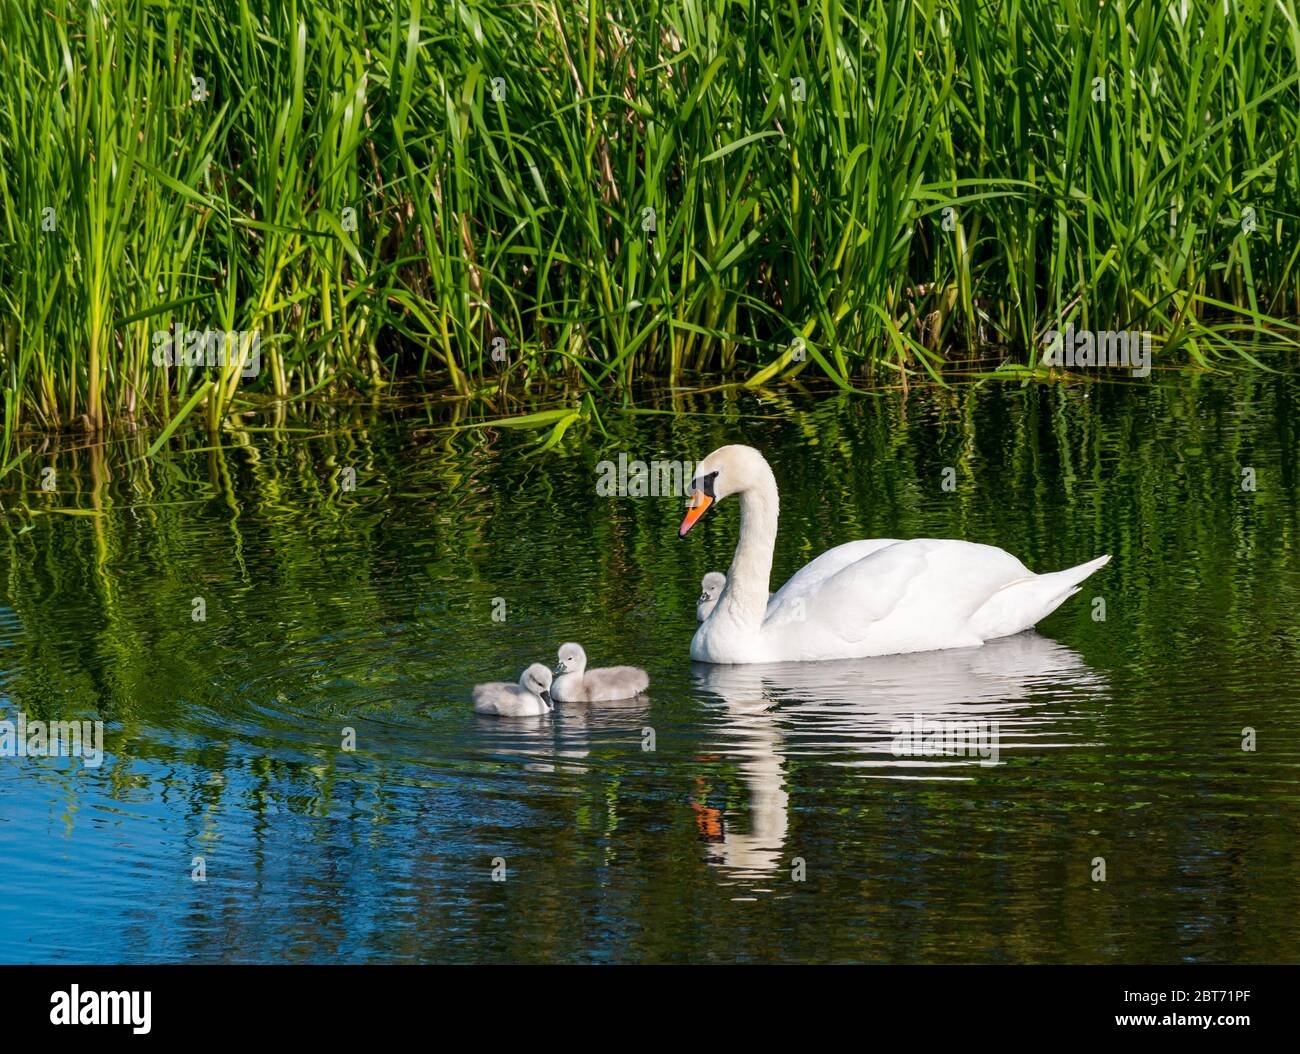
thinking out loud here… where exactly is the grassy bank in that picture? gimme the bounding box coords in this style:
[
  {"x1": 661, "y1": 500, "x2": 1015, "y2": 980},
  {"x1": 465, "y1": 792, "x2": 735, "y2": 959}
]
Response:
[{"x1": 1, "y1": 0, "x2": 1298, "y2": 453}]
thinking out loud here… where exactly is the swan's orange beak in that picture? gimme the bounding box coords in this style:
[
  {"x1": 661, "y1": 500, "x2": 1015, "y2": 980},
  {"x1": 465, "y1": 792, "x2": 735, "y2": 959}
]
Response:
[{"x1": 679, "y1": 490, "x2": 713, "y2": 537}]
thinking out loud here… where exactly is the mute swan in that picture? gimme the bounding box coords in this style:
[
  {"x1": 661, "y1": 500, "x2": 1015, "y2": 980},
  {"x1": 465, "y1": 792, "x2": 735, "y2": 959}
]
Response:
[
  {"x1": 551, "y1": 643, "x2": 650, "y2": 702},
  {"x1": 697, "y1": 572, "x2": 727, "y2": 621},
  {"x1": 473, "y1": 663, "x2": 554, "y2": 716},
  {"x1": 679, "y1": 444, "x2": 1111, "y2": 664}
]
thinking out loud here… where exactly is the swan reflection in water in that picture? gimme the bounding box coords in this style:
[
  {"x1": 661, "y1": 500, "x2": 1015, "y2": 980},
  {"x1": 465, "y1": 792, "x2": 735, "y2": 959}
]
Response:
[{"x1": 689, "y1": 631, "x2": 1107, "y2": 878}]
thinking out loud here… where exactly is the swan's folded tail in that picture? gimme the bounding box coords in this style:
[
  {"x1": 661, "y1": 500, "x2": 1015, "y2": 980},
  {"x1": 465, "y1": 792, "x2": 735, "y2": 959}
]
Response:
[{"x1": 971, "y1": 554, "x2": 1111, "y2": 640}]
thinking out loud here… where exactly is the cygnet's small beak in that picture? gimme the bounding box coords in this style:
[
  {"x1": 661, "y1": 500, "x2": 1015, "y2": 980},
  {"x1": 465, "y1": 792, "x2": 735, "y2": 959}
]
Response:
[
  {"x1": 541, "y1": 690, "x2": 552, "y2": 706},
  {"x1": 679, "y1": 489, "x2": 713, "y2": 537},
  {"x1": 554, "y1": 662, "x2": 566, "y2": 674}
]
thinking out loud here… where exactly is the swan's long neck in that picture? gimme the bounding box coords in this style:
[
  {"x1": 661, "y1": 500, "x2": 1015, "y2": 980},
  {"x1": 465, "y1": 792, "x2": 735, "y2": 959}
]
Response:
[{"x1": 719, "y1": 471, "x2": 778, "y2": 630}]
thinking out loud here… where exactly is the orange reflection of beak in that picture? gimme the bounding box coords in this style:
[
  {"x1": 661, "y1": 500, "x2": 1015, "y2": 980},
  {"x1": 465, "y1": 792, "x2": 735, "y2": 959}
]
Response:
[{"x1": 679, "y1": 490, "x2": 713, "y2": 537}]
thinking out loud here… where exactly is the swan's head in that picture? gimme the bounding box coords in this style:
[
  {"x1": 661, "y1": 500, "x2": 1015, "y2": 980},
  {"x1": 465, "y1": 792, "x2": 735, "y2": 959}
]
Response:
[
  {"x1": 519, "y1": 663, "x2": 553, "y2": 705},
  {"x1": 554, "y1": 642, "x2": 587, "y2": 676},
  {"x1": 699, "y1": 571, "x2": 726, "y2": 603},
  {"x1": 679, "y1": 444, "x2": 772, "y2": 537}
]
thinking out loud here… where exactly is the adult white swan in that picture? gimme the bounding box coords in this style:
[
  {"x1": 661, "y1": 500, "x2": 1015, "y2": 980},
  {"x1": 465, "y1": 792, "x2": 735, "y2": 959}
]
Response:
[{"x1": 680, "y1": 445, "x2": 1110, "y2": 664}]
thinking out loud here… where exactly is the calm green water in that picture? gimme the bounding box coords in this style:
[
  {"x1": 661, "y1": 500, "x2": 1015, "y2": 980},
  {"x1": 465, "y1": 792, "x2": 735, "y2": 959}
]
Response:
[{"x1": 1, "y1": 375, "x2": 1298, "y2": 963}]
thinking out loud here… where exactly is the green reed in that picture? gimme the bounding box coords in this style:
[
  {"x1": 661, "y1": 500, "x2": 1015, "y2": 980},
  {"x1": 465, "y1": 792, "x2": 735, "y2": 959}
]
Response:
[{"x1": 1, "y1": 0, "x2": 1298, "y2": 446}]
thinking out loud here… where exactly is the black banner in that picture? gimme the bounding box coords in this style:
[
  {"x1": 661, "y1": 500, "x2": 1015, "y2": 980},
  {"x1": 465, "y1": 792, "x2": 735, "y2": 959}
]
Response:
[{"x1": 2, "y1": 964, "x2": 1292, "y2": 1040}]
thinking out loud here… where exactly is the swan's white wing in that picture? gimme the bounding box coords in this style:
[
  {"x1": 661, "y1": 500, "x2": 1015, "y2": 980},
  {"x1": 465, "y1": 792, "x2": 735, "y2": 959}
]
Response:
[
  {"x1": 766, "y1": 539, "x2": 1032, "y2": 646},
  {"x1": 770, "y1": 541, "x2": 927, "y2": 642},
  {"x1": 766, "y1": 539, "x2": 901, "y2": 615},
  {"x1": 970, "y1": 553, "x2": 1111, "y2": 639}
]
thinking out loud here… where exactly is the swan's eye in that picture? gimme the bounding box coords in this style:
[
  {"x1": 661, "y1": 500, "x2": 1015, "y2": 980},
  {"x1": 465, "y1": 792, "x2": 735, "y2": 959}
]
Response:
[{"x1": 692, "y1": 471, "x2": 719, "y2": 498}]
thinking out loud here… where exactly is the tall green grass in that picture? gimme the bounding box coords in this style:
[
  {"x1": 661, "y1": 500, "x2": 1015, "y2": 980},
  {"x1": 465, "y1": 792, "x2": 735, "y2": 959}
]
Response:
[{"x1": 1, "y1": 0, "x2": 1298, "y2": 444}]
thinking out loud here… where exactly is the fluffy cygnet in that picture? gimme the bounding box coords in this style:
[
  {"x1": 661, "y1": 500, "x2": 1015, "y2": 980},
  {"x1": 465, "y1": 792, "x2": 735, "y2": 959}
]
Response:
[
  {"x1": 697, "y1": 571, "x2": 727, "y2": 621},
  {"x1": 551, "y1": 643, "x2": 649, "y2": 702},
  {"x1": 473, "y1": 663, "x2": 554, "y2": 716}
]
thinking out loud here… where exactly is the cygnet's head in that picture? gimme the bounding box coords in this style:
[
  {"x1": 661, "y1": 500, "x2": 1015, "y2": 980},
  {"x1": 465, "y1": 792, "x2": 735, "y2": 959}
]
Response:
[
  {"x1": 519, "y1": 663, "x2": 553, "y2": 704},
  {"x1": 554, "y1": 642, "x2": 587, "y2": 676},
  {"x1": 679, "y1": 445, "x2": 775, "y2": 537},
  {"x1": 697, "y1": 572, "x2": 727, "y2": 621}
]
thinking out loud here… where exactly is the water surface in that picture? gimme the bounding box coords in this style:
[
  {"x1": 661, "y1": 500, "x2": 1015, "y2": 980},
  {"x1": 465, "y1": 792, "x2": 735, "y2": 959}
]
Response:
[{"x1": 2, "y1": 375, "x2": 1298, "y2": 963}]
